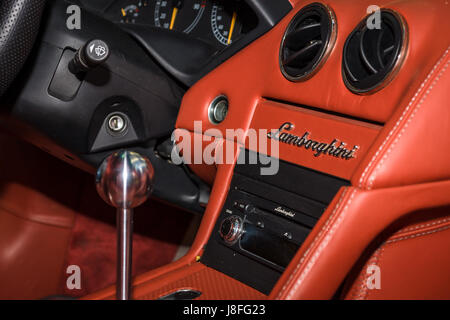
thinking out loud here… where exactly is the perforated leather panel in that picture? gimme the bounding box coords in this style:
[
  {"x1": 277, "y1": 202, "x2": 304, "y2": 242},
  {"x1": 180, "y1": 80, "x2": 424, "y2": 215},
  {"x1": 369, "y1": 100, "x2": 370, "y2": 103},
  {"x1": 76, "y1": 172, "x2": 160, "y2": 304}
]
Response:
[
  {"x1": 134, "y1": 264, "x2": 266, "y2": 300},
  {"x1": 0, "y1": 0, "x2": 45, "y2": 95}
]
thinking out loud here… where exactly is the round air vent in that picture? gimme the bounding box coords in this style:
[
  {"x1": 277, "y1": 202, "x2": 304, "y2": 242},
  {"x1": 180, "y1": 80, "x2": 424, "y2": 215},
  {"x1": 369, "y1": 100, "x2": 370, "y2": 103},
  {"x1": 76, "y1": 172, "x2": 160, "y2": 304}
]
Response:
[
  {"x1": 279, "y1": 3, "x2": 337, "y2": 82},
  {"x1": 342, "y1": 10, "x2": 408, "y2": 94}
]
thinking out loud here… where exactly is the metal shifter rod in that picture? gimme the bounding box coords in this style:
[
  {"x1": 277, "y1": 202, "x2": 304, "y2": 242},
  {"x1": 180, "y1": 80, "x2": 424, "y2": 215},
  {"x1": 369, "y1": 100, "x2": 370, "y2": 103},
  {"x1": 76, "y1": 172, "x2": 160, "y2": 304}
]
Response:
[{"x1": 96, "y1": 150, "x2": 154, "y2": 300}]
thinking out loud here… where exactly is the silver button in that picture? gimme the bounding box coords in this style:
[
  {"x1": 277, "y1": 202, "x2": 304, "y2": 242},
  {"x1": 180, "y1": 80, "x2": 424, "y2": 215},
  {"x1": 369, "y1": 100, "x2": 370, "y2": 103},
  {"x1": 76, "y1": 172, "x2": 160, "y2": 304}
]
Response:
[
  {"x1": 283, "y1": 232, "x2": 293, "y2": 240},
  {"x1": 107, "y1": 114, "x2": 127, "y2": 133},
  {"x1": 208, "y1": 95, "x2": 229, "y2": 124}
]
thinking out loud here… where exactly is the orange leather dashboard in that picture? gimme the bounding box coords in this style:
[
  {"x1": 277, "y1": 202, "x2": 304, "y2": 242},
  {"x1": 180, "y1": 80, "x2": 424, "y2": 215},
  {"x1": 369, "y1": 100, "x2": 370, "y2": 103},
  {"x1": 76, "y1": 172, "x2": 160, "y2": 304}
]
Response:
[
  {"x1": 86, "y1": 0, "x2": 450, "y2": 300},
  {"x1": 248, "y1": 100, "x2": 381, "y2": 180},
  {"x1": 177, "y1": 0, "x2": 448, "y2": 127},
  {"x1": 176, "y1": 0, "x2": 450, "y2": 183}
]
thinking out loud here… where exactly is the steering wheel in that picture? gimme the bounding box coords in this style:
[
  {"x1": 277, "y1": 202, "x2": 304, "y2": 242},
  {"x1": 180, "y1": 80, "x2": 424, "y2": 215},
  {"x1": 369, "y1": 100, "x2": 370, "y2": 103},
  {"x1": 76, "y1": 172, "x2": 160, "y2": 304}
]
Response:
[{"x1": 0, "y1": 0, "x2": 46, "y2": 96}]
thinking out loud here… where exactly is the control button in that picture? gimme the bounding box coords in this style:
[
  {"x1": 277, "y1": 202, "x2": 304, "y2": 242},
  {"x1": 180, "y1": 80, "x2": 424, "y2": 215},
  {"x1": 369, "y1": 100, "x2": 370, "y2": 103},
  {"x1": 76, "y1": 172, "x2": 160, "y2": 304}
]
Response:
[
  {"x1": 208, "y1": 95, "x2": 228, "y2": 124},
  {"x1": 283, "y1": 232, "x2": 293, "y2": 240},
  {"x1": 244, "y1": 204, "x2": 256, "y2": 214},
  {"x1": 219, "y1": 215, "x2": 244, "y2": 245},
  {"x1": 234, "y1": 201, "x2": 246, "y2": 211},
  {"x1": 69, "y1": 39, "x2": 110, "y2": 74}
]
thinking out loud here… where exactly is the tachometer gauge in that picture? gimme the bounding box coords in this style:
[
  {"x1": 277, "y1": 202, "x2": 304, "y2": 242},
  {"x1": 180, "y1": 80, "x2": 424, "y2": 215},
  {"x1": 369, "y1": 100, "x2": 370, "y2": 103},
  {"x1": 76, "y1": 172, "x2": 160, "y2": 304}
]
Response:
[
  {"x1": 211, "y1": 2, "x2": 241, "y2": 46},
  {"x1": 154, "y1": 0, "x2": 206, "y2": 34}
]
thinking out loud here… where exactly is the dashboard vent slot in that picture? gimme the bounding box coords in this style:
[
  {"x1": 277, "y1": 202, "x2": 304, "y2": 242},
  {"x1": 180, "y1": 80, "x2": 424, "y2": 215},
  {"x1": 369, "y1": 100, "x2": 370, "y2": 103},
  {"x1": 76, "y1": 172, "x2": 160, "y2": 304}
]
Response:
[
  {"x1": 342, "y1": 10, "x2": 408, "y2": 94},
  {"x1": 280, "y1": 3, "x2": 336, "y2": 81}
]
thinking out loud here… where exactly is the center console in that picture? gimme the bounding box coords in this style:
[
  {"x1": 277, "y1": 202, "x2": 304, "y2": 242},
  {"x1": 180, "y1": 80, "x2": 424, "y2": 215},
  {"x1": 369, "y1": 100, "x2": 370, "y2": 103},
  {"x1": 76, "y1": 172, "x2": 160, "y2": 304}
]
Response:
[{"x1": 201, "y1": 149, "x2": 349, "y2": 294}]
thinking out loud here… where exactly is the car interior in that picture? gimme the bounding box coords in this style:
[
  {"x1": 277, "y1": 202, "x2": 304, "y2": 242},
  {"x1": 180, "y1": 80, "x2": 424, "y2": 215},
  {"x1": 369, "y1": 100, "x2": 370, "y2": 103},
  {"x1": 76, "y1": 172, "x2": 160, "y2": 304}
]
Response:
[{"x1": 0, "y1": 0, "x2": 449, "y2": 300}]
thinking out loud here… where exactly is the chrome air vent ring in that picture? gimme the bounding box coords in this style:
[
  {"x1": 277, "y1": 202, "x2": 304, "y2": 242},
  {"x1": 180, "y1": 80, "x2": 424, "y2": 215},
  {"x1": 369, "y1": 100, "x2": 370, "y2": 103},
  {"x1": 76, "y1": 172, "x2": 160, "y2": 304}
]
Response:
[
  {"x1": 279, "y1": 2, "x2": 337, "y2": 82},
  {"x1": 342, "y1": 9, "x2": 408, "y2": 94}
]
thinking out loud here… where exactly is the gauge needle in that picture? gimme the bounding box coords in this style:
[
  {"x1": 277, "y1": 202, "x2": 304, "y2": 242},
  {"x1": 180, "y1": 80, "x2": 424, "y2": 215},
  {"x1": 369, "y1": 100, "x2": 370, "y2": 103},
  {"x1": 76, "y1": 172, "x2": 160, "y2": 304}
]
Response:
[
  {"x1": 227, "y1": 12, "x2": 237, "y2": 45},
  {"x1": 169, "y1": 7, "x2": 178, "y2": 30}
]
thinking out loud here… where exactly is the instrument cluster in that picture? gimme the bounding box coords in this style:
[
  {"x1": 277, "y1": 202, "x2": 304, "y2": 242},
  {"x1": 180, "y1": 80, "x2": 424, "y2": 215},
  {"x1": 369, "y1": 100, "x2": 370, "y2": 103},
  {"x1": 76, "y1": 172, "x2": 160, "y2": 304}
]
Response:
[{"x1": 104, "y1": 0, "x2": 256, "y2": 48}]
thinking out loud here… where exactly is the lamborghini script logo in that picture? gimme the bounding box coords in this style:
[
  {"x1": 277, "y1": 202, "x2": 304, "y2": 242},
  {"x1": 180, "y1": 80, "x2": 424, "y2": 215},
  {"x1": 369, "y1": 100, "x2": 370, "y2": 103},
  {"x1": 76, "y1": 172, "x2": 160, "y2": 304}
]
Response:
[{"x1": 267, "y1": 122, "x2": 360, "y2": 160}]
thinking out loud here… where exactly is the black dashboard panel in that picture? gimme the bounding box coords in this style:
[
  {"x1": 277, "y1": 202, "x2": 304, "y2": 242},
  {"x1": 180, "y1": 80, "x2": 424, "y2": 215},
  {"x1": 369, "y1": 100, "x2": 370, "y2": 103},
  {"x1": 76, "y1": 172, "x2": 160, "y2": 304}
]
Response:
[
  {"x1": 75, "y1": 0, "x2": 292, "y2": 86},
  {"x1": 1, "y1": 0, "x2": 291, "y2": 215},
  {"x1": 2, "y1": 0, "x2": 211, "y2": 214},
  {"x1": 103, "y1": 0, "x2": 257, "y2": 50}
]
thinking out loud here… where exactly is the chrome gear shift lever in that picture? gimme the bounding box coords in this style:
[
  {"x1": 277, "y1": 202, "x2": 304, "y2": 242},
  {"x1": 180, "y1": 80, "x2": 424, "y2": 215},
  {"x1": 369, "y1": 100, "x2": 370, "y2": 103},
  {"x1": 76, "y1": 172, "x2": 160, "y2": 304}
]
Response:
[{"x1": 96, "y1": 150, "x2": 154, "y2": 300}]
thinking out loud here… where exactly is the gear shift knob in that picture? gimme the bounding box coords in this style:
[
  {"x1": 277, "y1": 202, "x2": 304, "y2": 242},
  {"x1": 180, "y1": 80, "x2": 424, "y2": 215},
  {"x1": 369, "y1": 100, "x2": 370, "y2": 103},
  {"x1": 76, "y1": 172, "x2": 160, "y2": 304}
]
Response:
[
  {"x1": 96, "y1": 150, "x2": 154, "y2": 209},
  {"x1": 96, "y1": 150, "x2": 154, "y2": 300}
]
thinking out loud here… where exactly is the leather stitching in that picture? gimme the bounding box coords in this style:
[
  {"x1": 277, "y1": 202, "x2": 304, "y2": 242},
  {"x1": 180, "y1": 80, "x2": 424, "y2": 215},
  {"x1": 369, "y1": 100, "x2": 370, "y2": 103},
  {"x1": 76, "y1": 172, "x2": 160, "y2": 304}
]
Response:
[
  {"x1": 358, "y1": 247, "x2": 384, "y2": 300},
  {"x1": 368, "y1": 58, "x2": 450, "y2": 189},
  {"x1": 358, "y1": 47, "x2": 450, "y2": 190},
  {"x1": 394, "y1": 217, "x2": 450, "y2": 235},
  {"x1": 277, "y1": 48, "x2": 450, "y2": 299},
  {"x1": 350, "y1": 223, "x2": 450, "y2": 300},
  {"x1": 350, "y1": 248, "x2": 378, "y2": 300},
  {"x1": 275, "y1": 188, "x2": 349, "y2": 299},
  {"x1": 276, "y1": 189, "x2": 357, "y2": 299},
  {"x1": 351, "y1": 248, "x2": 375, "y2": 299},
  {"x1": 286, "y1": 190, "x2": 357, "y2": 299},
  {"x1": 277, "y1": 52, "x2": 450, "y2": 297},
  {"x1": 385, "y1": 224, "x2": 450, "y2": 244}
]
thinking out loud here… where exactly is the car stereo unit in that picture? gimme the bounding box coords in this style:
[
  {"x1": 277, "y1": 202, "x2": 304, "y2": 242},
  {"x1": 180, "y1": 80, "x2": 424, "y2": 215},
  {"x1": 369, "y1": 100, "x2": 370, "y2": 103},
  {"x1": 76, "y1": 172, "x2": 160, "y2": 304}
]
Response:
[{"x1": 201, "y1": 149, "x2": 349, "y2": 294}]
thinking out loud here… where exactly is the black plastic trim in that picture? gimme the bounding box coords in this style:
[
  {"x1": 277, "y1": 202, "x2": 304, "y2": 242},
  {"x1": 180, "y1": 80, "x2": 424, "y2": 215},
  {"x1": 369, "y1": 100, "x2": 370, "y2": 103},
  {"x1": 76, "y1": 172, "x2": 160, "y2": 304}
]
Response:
[{"x1": 123, "y1": 0, "x2": 293, "y2": 86}]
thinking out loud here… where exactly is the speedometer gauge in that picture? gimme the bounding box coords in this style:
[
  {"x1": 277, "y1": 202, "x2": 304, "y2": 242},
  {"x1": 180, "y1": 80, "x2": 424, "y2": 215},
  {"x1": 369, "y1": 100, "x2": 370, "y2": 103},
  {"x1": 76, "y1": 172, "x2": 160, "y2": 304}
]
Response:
[
  {"x1": 211, "y1": 2, "x2": 241, "y2": 46},
  {"x1": 154, "y1": 0, "x2": 206, "y2": 34}
]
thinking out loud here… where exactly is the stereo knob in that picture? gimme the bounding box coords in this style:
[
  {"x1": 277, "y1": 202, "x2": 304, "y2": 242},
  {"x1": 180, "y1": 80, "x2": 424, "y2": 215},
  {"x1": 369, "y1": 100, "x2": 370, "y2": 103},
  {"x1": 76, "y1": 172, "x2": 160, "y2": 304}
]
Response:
[{"x1": 219, "y1": 216, "x2": 244, "y2": 244}]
